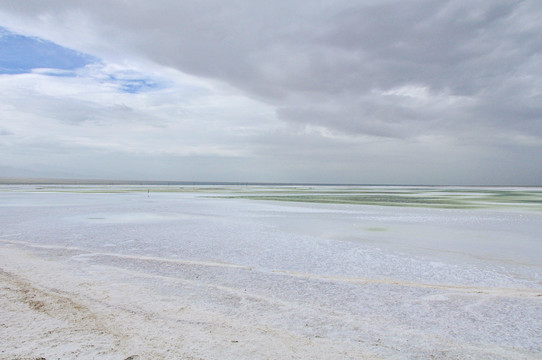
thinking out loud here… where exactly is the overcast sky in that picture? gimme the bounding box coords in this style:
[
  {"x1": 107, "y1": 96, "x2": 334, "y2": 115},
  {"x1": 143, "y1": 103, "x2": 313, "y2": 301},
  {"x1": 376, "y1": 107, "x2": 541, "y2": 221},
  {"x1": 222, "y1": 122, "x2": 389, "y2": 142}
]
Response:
[{"x1": 0, "y1": 1, "x2": 541, "y2": 184}]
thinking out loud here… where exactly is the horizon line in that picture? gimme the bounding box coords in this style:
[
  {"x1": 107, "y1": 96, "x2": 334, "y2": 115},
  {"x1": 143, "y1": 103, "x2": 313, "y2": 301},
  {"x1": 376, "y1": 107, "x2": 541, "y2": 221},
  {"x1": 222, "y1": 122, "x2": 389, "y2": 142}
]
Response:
[{"x1": 0, "y1": 177, "x2": 540, "y2": 188}]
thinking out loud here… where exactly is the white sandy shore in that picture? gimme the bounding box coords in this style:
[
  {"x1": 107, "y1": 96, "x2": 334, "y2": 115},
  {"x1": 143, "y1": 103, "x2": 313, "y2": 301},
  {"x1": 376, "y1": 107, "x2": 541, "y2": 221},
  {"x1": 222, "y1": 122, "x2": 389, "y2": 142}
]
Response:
[
  {"x1": 3, "y1": 247, "x2": 375, "y2": 360},
  {"x1": 1, "y1": 187, "x2": 541, "y2": 359}
]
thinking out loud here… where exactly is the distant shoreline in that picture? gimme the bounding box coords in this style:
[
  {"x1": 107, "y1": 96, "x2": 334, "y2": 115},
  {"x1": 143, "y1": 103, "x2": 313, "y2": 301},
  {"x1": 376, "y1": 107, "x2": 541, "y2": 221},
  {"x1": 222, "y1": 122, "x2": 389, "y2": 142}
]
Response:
[
  {"x1": 0, "y1": 177, "x2": 540, "y2": 187},
  {"x1": 0, "y1": 178, "x2": 360, "y2": 186}
]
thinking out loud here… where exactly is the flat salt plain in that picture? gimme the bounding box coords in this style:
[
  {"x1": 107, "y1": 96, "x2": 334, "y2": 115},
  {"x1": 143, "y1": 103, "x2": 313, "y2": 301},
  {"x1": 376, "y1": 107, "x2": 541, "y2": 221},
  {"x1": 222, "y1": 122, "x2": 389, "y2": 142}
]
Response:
[{"x1": 0, "y1": 185, "x2": 541, "y2": 359}]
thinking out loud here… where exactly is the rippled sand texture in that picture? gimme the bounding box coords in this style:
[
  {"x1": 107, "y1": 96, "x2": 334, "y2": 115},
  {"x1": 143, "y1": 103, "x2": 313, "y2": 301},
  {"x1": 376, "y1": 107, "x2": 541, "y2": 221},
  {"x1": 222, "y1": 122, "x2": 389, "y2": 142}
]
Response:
[{"x1": 1, "y1": 185, "x2": 541, "y2": 359}]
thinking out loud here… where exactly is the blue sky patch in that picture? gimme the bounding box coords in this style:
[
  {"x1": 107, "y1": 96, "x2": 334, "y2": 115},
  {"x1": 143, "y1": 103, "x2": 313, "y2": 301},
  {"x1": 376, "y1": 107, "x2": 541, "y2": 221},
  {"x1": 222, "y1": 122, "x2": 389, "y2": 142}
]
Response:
[
  {"x1": 103, "y1": 71, "x2": 162, "y2": 93},
  {"x1": 118, "y1": 78, "x2": 159, "y2": 93},
  {"x1": 0, "y1": 26, "x2": 97, "y2": 75},
  {"x1": 0, "y1": 26, "x2": 162, "y2": 93}
]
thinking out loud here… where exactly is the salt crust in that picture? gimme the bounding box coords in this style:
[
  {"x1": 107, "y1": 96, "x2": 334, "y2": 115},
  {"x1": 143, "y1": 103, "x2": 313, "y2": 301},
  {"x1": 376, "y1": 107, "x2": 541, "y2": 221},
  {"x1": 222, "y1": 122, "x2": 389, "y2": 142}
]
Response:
[{"x1": 1, "y1": 188, "x2": 541, "y2": 359}]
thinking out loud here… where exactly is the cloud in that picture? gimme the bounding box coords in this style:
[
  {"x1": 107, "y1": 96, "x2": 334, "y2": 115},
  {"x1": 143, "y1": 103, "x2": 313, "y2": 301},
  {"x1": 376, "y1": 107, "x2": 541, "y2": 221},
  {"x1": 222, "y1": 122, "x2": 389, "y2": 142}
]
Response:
[
  {"x1": 0, "y1": 0, "x2": 541, "y2": 184},
  {"x1": 4, "y1": 1, "x2": 539, "y2": 136},
  {"x1": 0, "y1": 63, "x2": 276, "y2": 154}
]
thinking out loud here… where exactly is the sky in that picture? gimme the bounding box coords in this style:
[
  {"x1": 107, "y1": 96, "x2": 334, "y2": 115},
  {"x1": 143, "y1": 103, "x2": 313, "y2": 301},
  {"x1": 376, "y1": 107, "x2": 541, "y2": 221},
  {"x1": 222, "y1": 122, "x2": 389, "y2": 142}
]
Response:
[{"x1": 0, "y1": 1, "x2": 541, "y2": 185}]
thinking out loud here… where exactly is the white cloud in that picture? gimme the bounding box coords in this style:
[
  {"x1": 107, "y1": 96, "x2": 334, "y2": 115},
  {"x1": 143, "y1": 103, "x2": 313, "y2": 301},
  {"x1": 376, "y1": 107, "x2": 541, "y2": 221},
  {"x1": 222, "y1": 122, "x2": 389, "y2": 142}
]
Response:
[{"x1": 0, "y1": 59, "x2": 280, "y2": 174}]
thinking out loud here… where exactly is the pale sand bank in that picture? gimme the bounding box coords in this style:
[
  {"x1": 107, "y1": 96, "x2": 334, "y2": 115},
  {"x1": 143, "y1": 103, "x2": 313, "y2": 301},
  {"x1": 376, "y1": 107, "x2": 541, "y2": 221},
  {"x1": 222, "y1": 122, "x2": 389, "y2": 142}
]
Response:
[
  {"x1": 0, "y1": 247, "x2": 379, "y2": 359},
  {"x1": 1, "y1": 244, "x2": 540, "y2": 359}
]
